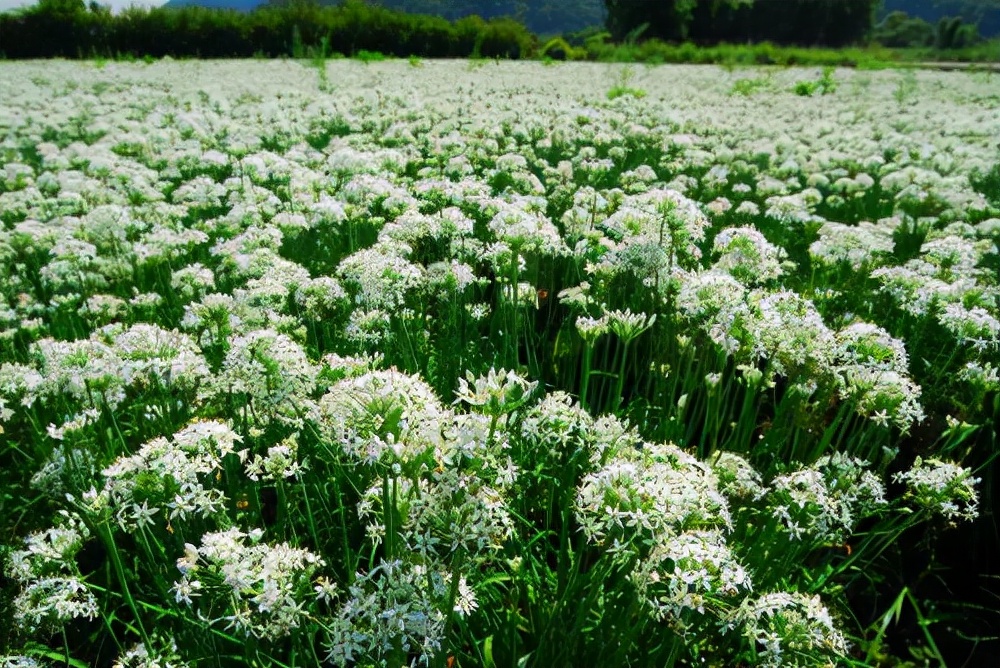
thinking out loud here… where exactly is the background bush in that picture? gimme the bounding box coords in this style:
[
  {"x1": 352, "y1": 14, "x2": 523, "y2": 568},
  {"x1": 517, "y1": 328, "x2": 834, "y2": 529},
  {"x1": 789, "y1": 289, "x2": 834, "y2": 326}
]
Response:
[
  {"x1": 0, "y1": 0, "x2": 537, "y2": 59},
  {"x1": 0, "y1": 0, "x2": 996, "y2": 60}
]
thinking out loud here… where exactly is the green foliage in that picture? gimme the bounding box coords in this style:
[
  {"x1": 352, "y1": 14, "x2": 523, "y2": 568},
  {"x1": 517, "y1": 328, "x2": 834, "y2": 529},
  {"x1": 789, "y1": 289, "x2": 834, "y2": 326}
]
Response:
[
  {"x1": 880, "y1": 0, "x2": 1000, "y2": 38},
  {"x1": 0, "y1": 0, "x2": 538, "y2": 59},
  {"x1": 729, "y1": 73, "x2": 773, "y2": 96},
  {"x1": 471, "y1": 16, "x2": 536, "y2": 58},
  {"x1": 354, "y1": 49, "x2": 387, "y2": 62},
  {"x1": 540, "y1": 36, "x2": 586, "y2": 60},
  {"x1": 606, "y1": 64, "x2": 646, "y2": 99},
  {"x1": 792, "y1": 66, "x2": 838, "y2": 95},
  {"x1": 604, "y1": 0, "x2": 880, "y2": 47},
  {"x1": 970, "y1": 162, "x2": 1000, "y2": 206},
  {"x1": 893, "y1": 68, "x2": 919, "y2": 104},
  {"x1": 874, "y1": 10, "x2": 936, "y2": 47},
  {"x1": 605, "y1": 84, "x2": 646, "y2": 99},
  {"x1": 935, "y1": 15, "x2": 981, "y2": 48},
  {"x1": 1, "y1": 0, "x2": 998, "y2": 64},
  {"x1": 370, "y1": 0, "x2": 607, "y2": 36},
  {"x1": 309, "y1": 36, "x2": 332, "y2": 89},
  {"x1": 290, "y1": 23, "x2": 305, "y2": 58},
  {"x1": 580, "y1": 38, "x2": 908, "y2": 68}
]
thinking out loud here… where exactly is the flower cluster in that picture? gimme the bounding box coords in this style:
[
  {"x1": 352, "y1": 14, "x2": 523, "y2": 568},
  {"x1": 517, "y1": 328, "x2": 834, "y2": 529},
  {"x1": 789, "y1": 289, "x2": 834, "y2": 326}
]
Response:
[
  {"x1": 832, "y1": 322, "x2": 924, "y2": 430},
  {"x1": 318, "y1": 368, "x2": 449, "y2": 467},
  {"x1": 454, "y1": 367, "x2": 538, "y2": 419},
  {"x1": 767, "y1": 454, "x2": 887, "y2": 543},
  {"x1": 576, "y1": 439, "x2": 742, "y2": 622},
  {"x1": 100, "y1": 420, "x2": 245, "y2": 529},
  {"x1": 173, "y1": 528, "x2": 325, "y2": 640},
  {"x1": 893, "y1": 457, "x2": 980, "y2": 522},
  {"x1": 322, "y1": 560, "x2": 449, "y2": 668},
  {"x1": 731, "y1": 592, "x2": 849, "y2": 667},
  {"x1": 5, "y1": 512, "x2": 98, "y2": 633}
]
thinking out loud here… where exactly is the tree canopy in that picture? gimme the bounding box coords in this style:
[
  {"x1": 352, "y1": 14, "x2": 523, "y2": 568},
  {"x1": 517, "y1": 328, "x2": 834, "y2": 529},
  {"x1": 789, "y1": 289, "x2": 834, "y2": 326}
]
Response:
[{"x1": 604, "y1": 0, "x2": 882, "y2": 46}]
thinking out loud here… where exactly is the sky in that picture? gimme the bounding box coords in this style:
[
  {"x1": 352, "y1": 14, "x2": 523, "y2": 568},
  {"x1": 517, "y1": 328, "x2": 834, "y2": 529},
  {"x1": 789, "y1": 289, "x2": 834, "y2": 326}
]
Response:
[{"x1": 0, "y1": 0, "x2": 167, "y2": 12}]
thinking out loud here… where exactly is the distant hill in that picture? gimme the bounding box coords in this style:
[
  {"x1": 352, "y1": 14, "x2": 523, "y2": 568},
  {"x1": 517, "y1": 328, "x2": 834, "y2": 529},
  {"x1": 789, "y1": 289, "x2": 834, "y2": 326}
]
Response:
[
  {"x1": 160, "y1": 0, "x2": 607, "y2": 35},
  {"x1": 880, "y1": 0, "x2": 1000, "y2": 37}
]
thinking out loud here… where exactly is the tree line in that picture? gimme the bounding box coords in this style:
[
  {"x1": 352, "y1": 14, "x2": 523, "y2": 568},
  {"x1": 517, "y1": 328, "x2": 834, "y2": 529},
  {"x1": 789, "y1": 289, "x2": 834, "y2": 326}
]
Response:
[
  {"x1": 359, "y1": 0, "x2": 606, "y2": 36},
  {"x1": 605, "y1": 0, "x2": 876, "y2": 48},
  {"x1": 0, "y1": 0, "x2": 994, "y2": 60},
  {"x1": 603, "y1": 0, "x2": 999, "y2": 46},
  {"x1": 0, "y1": 0, "x2": 537, "y2": 59}
]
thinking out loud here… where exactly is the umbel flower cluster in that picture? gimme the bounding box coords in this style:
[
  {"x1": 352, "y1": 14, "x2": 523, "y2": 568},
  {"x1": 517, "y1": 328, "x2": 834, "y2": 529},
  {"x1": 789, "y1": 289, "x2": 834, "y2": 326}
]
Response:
[{"x1": 0, "y1": 60, "x2": 995, "y2": 667}]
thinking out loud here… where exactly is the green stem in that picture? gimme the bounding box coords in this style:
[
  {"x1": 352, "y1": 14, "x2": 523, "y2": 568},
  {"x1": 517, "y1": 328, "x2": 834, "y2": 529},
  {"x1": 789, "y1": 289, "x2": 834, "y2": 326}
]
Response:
[
  {"x1": 487, "y1": 413, "x2": 499, "y2": 447},
  {"x1": 905, "y1": 589, "x2": 946, "y2": 664},
  {"x1": 613, "y1": 341, "x2": 631, "y2": 412},
  {"x1": 98, "y1": 521, "x2": 152, "y2": 649},
  {"x1": 440, "y1": 550, "x2": 467, "y2": 667},
  {"x1": 509, "y1": 260, "x2": 520, "y2": 368},
  {"x1": 299, "y1": 481, "x2": 322, "y2": 553},
  {"x1": 580, "y1": 344, "x2": 594, "y2": 412},
  {"x1": 382, "y1": 473, "x2": 396, "y2": 562}
]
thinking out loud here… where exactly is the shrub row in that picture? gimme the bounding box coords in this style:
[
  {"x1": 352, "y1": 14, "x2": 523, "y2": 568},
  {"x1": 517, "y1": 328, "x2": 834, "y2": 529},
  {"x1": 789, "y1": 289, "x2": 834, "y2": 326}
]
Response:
[
  {"x1": 874, "y1": 10, "x2": 981, "y2": 49},
  {"x1": 0, "y1": 0, "x2": 536, "y2": 59},
  {"x1": 1, "y1": 0, "x2": 997, "y2": 63},
  {"x1": 604, "y1": 0, "x2": 881, "y2": 48}
]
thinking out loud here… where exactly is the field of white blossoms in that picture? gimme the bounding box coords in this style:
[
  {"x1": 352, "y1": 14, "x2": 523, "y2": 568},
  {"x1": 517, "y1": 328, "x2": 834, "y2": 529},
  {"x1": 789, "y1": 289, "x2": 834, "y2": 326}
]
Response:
[{"x1": 0, "y1": 59, "x2": 998, "y2": 667}]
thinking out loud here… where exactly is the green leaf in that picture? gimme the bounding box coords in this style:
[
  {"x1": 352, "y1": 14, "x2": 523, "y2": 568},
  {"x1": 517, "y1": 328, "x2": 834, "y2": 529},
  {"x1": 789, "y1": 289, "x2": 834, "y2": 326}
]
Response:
[{"x1": 483, "y1": 635, "x2": 497, "y2": 668}]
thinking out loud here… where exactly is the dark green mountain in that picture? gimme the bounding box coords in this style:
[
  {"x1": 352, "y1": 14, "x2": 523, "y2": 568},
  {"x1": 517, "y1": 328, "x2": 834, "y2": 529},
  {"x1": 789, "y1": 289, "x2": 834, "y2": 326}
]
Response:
[{"x1": 880, "y1": 0, "x2": 1000, "y2": 36}]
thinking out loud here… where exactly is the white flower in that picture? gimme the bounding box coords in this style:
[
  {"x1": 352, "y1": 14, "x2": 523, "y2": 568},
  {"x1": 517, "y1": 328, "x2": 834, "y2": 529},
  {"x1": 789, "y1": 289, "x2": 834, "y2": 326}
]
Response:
[
  {"x1": 13, "y1": 576, "x2": 98, "y2": 632},
  {"x1": 732, "y1": 592, "x2": 849, "y2": 668},
  {"x1": 938, "y1": 303, "x2": 1000, "y2": 351},
  {"x1": 893, "y1": 457, "x2": 980, "y2": 522},
  {"x1": 767, "y1": 453, "x2": 886, "y2": 543},
  {"x1": 102, "y1": 420, "x2": 244, "y2": 528},
  {"x1": 454, "y1": 367, "x2": 537, "y2": 417},
  {"x1": 176, "y1": 543, "x2": 200, "y2": 574},
  {"x1": 809, "y1": 220, "x2": 895, "y2": 269},
  {"x1": 712, "y1": 225, "x2": 786, "y2": 285},
  {"x1": 711, "y1": 451, "x2": 765, "y2": 500},
  {"x1": 338, "y1": 242, "x2": 425, "y2": 311},
  {"x1": 179, "y1": 529, "x2": 325, "y2": 640},
  {"x1": 1, "y1": 656, "x2": 44, "y2": 668},
  {"x1": 172, "y1": 577, "x2": 202, "y2": 605},
  {"x1": 320, "y1": 369, "x2": 449, "y2": 466},
  {"x1": 832, "y1": 322, "x2": 923, "y2": 431},
  {"x1": 631, "y1": 529, "x2": 752, "y2": 621},
  {"x1": 453, "y1": 576, "x2": 479, "y2": 616},
  {"x1": 323, "y1": 560, "x2": 446, "y2": 668},
  {"x1": 605, "y1": 308, "x2": 656, "y2": 344},
  {"x1": 201, "y1": 329, "x2": 317, "y2": 427},
  {"x1": 576, "y1": 440, "x2": 731, "y2": 552},
  {"x1": 112, "y1": 636, "x2": 191, "y2": 668},
  {"x1": 575, "y1": 314, "x2": 609, "y2": 345},
  {"x1": 246, "y1": 434, "x2": 304, "y2": 482},
  {"x1": 750, "y1": 289, "x2": 835, "y2": 378}
]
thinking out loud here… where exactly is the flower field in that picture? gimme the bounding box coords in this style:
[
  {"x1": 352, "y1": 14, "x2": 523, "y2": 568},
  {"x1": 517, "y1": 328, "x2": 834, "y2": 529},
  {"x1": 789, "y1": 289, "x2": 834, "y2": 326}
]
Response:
[{"x1": 1, "y1": 60, "x2": 998, "y2": 667}]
